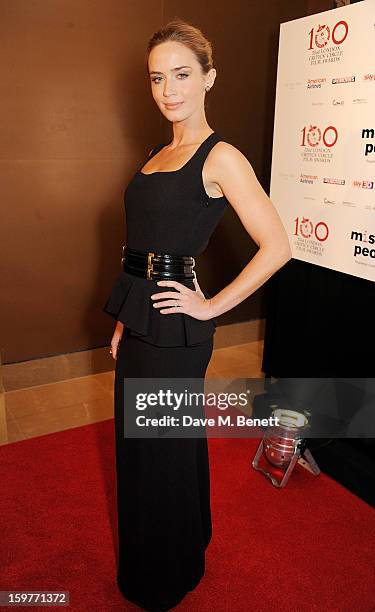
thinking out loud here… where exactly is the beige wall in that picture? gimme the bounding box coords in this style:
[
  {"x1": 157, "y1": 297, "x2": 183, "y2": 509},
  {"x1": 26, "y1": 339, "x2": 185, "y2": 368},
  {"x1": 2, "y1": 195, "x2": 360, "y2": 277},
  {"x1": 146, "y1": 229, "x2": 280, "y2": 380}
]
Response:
[{"x1": 1, "y1": 0, "x2": 331, "y2": 364}]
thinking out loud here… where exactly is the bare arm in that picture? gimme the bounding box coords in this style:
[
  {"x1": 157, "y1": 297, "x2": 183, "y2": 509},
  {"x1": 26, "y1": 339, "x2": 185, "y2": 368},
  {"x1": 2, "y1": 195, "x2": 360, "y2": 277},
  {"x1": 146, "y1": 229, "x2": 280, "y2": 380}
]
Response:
[{"x1": 207, "y1": 143, "x2": 292, "y2": 318}]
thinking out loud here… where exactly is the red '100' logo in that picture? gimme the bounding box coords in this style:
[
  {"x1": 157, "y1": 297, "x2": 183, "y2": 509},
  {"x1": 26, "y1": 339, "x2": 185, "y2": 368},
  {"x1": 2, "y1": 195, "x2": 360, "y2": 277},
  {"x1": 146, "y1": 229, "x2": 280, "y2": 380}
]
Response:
[
  {"x1": 308, "y1": 20, "x2": 348, "y2": 49},
  {"x1": 294, "y1": 217, "x2": 329, "y2": 241},
  {"x1": 301, "y1": 125, "x2": 338, "y2": 148}
]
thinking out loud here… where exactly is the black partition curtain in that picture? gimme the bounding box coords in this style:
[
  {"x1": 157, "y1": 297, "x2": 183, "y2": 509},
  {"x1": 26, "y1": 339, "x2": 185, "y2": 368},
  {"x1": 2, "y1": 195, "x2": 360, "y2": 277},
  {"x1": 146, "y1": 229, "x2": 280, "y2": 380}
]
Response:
[{"x1": 262, "y1": 259, "x2": 375, "y2": 379}]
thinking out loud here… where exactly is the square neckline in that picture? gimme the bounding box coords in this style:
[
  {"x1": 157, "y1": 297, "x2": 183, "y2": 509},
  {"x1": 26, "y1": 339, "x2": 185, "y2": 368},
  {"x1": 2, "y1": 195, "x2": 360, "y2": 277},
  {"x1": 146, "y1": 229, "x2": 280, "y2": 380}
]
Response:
[{"x1": 138, "y1": 131, "x2": 216, "y2": 176}]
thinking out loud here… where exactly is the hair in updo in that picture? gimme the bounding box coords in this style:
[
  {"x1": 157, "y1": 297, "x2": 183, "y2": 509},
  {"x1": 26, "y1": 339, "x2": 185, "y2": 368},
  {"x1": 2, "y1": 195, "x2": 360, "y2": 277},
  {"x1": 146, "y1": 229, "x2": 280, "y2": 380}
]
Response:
[{"x1": 145, "y1": 18, "x2": 214, "y2": 76}]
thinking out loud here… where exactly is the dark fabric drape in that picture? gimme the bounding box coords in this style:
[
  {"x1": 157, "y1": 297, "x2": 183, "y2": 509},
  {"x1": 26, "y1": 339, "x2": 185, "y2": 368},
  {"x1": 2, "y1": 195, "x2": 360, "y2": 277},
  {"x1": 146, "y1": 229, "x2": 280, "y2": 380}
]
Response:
[
  {"x1": 261, "y1": 259, "x2": 375, "y2": 507},
  {"x1": 262, "y1": 259, "x2": 375, "y2": 378}
]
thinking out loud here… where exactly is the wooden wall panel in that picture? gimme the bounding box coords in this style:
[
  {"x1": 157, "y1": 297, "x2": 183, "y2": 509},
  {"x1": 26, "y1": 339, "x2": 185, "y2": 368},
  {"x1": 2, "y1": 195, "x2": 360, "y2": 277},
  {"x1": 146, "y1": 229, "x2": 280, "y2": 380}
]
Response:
[{"x1": 1, "y1": 0, "x2": 310, "y2": 363}]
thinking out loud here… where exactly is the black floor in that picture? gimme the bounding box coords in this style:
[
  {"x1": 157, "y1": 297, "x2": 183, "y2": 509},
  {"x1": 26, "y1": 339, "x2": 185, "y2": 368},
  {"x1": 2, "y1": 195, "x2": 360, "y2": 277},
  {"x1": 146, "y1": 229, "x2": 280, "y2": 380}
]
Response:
[{"x1": 306, "y1": 438, "x2": 375, "y2": 509}]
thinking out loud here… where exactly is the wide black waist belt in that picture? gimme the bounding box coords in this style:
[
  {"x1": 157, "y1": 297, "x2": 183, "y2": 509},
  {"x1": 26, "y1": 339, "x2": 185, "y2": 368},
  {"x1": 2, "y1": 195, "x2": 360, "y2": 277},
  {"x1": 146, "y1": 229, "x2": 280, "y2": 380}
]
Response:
[{"x1": 122, "y1": 245, "x2": 196, "y2": 281}]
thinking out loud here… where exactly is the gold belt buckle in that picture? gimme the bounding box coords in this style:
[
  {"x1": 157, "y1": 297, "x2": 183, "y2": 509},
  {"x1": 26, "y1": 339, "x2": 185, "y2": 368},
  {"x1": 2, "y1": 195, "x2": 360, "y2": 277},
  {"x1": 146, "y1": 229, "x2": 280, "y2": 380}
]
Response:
[{"x1": 147, "y1": 252, "x2": 155, "y2": 280}]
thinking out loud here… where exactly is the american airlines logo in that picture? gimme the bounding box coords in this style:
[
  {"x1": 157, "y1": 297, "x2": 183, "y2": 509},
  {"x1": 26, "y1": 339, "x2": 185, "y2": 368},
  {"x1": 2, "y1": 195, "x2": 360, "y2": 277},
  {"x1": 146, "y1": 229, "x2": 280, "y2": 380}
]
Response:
[
  {"x1": 307, "y1": 77, "x2": 326, "y2": 89},
  {"x1": 300, "y1": 173, "x2": 318, "y2": 184}
]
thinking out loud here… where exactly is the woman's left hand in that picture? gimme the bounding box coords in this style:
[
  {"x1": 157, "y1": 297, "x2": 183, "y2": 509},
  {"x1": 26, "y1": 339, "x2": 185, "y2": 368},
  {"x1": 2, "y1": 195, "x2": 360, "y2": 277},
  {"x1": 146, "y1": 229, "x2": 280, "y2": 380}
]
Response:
[{"x1": 151, "y1": 276, "x2": 214, "y2": 321}]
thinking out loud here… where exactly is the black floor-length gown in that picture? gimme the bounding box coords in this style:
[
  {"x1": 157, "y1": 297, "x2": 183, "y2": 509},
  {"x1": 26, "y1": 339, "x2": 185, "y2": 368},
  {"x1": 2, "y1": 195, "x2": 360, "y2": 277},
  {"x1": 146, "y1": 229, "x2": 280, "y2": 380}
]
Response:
[{"x1": 103, "y1": 131, "x2": 229, "y2": 611}]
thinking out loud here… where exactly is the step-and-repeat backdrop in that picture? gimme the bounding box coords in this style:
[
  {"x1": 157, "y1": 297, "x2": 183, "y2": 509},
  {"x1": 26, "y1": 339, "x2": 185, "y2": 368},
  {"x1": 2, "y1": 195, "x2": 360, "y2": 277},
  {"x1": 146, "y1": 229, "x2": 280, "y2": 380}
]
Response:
[{"x1": 270, "y1": 0, "x2": 374, "y2": 282}]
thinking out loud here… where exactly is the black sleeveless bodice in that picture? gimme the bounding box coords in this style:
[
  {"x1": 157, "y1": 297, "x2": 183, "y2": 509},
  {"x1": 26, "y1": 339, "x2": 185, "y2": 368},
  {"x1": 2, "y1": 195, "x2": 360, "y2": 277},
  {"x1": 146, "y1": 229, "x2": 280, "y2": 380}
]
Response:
[{"x1": 103, "y1": 131, "x2": 229, "y2": 347}]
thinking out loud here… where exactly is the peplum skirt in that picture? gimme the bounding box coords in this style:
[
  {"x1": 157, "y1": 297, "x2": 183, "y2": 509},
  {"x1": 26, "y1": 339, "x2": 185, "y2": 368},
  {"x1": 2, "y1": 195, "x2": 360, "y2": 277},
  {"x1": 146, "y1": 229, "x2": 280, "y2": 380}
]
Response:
[{"x1": 104, "y1": 270, "x2": 217, "y2": 347}]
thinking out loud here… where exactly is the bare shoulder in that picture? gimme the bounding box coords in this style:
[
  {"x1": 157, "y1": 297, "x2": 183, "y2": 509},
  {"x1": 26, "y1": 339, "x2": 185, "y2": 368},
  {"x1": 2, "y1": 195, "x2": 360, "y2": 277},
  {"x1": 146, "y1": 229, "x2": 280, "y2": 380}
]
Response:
[
  {"x1": 210, "y1": 140, "x2": 245, "y2": 159},
  {"x1": 207, "y1": 141, "x2": 255, "y2": 175},
  {"x1": 206, "y1": 141, "x2": 263, "y2": 204}
]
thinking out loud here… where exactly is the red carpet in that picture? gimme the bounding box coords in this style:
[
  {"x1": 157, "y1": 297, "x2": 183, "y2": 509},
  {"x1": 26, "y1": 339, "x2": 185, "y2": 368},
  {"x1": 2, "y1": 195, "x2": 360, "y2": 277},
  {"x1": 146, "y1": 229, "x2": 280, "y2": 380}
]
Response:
[{"x1": 1, "y1": 420, "x2": 374, "y2": 611}]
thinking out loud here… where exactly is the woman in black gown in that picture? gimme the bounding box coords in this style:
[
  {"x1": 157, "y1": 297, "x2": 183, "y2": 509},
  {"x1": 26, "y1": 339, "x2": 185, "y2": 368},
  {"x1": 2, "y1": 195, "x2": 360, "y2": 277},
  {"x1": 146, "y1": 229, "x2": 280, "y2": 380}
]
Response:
[{"x1": 104, "y1": 19, "x2": 291, "y2": 612}]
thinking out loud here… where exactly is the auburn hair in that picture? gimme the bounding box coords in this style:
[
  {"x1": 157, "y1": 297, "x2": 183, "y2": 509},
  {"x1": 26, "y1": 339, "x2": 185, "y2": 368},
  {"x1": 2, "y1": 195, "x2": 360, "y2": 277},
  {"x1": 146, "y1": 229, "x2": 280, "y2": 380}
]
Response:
[{"x1": 145, "y1": 19, "x2": 214, "y2": 75}]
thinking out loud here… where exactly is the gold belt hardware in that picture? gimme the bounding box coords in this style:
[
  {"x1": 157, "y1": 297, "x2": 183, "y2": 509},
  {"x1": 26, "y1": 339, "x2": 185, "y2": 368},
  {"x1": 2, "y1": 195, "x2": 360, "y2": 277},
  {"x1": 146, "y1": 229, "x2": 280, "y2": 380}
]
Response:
[{"x1": 147, "y1": 252, "x2": 155, "y2": 280}]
